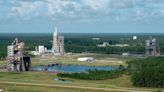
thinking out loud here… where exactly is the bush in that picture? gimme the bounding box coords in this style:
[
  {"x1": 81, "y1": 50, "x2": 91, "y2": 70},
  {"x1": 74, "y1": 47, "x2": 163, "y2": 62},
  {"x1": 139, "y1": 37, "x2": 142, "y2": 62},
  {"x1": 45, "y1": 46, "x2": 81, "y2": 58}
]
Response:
[
  {"x1": 57, "y1": 69, "x2": 124, "y2": 80},
  {"x1": 128, "y1": 57, "x2": 164, "y2": 88}
]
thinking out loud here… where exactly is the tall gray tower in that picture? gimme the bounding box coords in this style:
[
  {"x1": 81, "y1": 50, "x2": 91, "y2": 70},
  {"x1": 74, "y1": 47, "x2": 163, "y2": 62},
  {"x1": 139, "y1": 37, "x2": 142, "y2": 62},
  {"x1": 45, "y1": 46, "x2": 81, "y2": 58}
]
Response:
[
  {"x1": 52, "y1": 27, "x2": 65, "y2": 55},
  {"x1": 145, "y1": 36, "x2": 160, "y2": 56},
  {"x1": 7, "y1": 38, "x2": 31, "y2": 72}
]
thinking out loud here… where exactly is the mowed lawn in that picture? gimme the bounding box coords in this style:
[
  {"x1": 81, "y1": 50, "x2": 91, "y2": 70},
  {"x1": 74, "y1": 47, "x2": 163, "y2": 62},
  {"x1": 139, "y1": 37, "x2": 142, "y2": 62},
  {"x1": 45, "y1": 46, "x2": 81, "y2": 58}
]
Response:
[
  {"x1": 0, "y1": 72, "x2": 162, "y2": 92},
  {"x1": 1, "y1": 53, "x2": 128, "y2": 67},
  {"x1": 31, "y1": 53, "x2": 127, "y2": 67},
  {"x1": 0, "y1": 72, "x2": 131, "y2": 87},
  {"x1": 0, "y1": 72, "x2": 132, "y2": 92},
  {"x1": 0, "y1": 84, "x2": 114, "y2": 92}
]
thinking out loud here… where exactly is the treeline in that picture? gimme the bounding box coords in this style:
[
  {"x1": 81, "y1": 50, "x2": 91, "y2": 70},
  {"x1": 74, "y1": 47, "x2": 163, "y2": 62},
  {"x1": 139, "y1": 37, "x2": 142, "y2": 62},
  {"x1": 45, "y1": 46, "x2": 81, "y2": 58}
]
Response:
[
  {"x1": 1, "y1": 33, "x2": 164, "y2": 58},
  {"x1": 65, "y1": 45, "x2": 145, "y2": 54},
  {"x1": 128, "y1": 57, "x2": 164, "y2": 88},
  {"x1": 57, "y1": 69, "x2": 124, "y2": 80}
]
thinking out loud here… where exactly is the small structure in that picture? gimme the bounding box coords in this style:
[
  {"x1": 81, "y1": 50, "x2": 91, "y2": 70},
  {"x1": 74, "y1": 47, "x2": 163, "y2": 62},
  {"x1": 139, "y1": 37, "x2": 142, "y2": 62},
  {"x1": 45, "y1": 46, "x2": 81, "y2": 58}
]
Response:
[
  {"x1": 97, "y1": 42, "x2": 109, "y2": 47},
  {"x1": 38, "y1": 45, "x2": 46, "y2": 54},
  {"x1": 122, "y1": 52, "x2": 130, "y2": 56},
  {"x1": 97, "y1": 42, "x2": 129, "y2": 48},
  {"x1": 92, "y1": 38, "x2": 100, "y2": 40},
  {"x1": 77, "y1": 57, "x2": 95, "y2": 62},
  {"x1": 110, "y1": 44, "x2": 129, "y2": 47},
  {"x1": 145, "y1": 36, "x2": 160, "y2": 56},
  {"x1": 133, "y1": 36, "x2": 137, "y2": 40},
  {"x1": 7, "y1": 38, "x2": 31, "y2": 72},
  {"x1": 34, "y1": 45, "x2": 48, "y2": 55}
]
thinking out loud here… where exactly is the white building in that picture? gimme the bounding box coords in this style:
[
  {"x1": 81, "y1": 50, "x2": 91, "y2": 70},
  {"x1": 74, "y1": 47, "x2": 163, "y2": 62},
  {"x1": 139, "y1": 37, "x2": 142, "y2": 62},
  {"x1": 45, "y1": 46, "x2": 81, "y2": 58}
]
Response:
[
  {"x1": 97, "y1": 42, "x2": 109, "y2": 47},
  {"x1": 38, "y1": 45, "x2": 45, "y2": 54},
  {"x1": 78, "y1": 57, "x2": 95, "y2": 62},
  {"x1": 92, "y1": 38, "x2": 100, "y2": 40},
  {"x1": 122, "y1": 52, "x2": 130, "y2": 56},
  {"x1": 7, "y1": 46, "x2": 14, "y2": 57},
  {"x1": 110, "y1": 44, "x2": 129, "y2": 47},
  {"x1": 133, "y1": 36, "x2": 137, "y2": 40}
]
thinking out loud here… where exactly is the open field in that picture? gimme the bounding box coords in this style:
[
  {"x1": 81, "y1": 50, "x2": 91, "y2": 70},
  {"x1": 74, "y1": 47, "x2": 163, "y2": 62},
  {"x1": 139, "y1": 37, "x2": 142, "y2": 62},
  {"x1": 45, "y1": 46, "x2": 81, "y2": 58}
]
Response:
[
  {"x1": 0, "y1": 84, "x2": 112, "y2": 92},
  {"x1": 0, "y1": 53, "x2": 128, "y2": 67},
  {"x1": 32, "y1": 53, "x2": 128, "y2": 67},
  {"x1": 0, "y1": 72, "x2": 163, "y2": 92},
  {"x1": 1, "y1": 53, "x2": 129, "y2": 67}
]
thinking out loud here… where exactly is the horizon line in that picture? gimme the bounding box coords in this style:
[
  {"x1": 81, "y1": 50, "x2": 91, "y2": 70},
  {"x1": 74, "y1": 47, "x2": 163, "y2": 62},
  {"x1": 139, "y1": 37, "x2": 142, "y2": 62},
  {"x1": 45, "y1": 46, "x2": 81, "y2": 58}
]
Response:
[{"x1": 0, "y1": 32, "x2": 164, "y2": 34}]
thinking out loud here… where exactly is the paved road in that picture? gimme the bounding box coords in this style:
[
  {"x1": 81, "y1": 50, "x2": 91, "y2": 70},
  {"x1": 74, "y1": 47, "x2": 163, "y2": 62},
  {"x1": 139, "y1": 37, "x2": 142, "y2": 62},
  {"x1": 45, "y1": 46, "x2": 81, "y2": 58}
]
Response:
[{"x1": 0, "y1": 81, "x2": 153, "y2": 92}]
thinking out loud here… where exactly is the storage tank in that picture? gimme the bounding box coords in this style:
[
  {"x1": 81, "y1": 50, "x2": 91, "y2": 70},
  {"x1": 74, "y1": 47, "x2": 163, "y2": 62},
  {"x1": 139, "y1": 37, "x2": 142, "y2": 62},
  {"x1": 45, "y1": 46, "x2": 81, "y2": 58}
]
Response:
[{"x1": 7, "y1": 46, "x2": 14, "y2": 57}]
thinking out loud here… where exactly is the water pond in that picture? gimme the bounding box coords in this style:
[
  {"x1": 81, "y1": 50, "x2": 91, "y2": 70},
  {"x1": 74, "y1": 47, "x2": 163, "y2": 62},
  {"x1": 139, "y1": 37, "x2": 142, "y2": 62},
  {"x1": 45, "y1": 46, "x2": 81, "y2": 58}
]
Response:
[{"x1": 32, "y1": 65, "x2": 115, "y2": 72}]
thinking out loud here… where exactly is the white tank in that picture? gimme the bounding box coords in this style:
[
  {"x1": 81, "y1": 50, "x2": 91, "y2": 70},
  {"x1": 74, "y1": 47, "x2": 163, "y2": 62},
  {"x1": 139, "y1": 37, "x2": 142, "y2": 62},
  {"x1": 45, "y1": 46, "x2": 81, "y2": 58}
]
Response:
[
  {"x1": 38, "y1": 45, "x2": 45, "y2": 54},
  {"x1": 146, "y1": 40, "x2": 150, "y2": 46},
  {"x1": 133, "y1": 36, "x2": 137, "y2": 40},
  {"x1": 7, "y1": 45, "x2": 14, "y2": 57}
]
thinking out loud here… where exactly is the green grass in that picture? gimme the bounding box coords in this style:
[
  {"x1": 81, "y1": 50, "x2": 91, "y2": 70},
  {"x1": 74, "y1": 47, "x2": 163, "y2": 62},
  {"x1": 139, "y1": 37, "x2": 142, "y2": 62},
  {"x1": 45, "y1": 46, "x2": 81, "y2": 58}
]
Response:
[
  {"x1": 0, "y1": 72, "x2": 163, "y2": 92},
  {"x1": 1, "y1": 54, "x2": 129, "y2": 67},
  {"x1": 0, "y1": 72, "x2": 128, "y2": 92},
  {"x1": 0, "y1": 84, "x2": 114, "y2": 92},
  {"x1": 31, "y1": 53, "x2": 128, "y2": 67},
  {"x1": 0, "y1": 72, "x2": 129, "y2": 88}
]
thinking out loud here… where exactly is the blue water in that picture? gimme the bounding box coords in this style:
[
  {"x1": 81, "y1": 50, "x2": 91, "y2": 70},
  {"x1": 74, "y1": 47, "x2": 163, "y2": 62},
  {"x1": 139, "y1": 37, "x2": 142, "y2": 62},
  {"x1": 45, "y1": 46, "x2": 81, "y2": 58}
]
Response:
[{"x1": 33, "y1": 65, "x2": 114, "y2": 72}]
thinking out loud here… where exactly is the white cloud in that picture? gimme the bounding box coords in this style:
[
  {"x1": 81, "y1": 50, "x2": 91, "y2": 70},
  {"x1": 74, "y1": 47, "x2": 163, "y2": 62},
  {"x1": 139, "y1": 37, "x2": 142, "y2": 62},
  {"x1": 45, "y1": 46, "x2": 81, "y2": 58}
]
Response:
[
  {"x1": 6, "y1": 0, "x2": 164, "y2": 22},
  {"x1": 47, "y1": 0, "x2": 81, "y2": 16},
  {"x1": 82, "y1": 0, "x2": 110, "y2": 10},
  {"x1": 10, "y1": 1, "x2": 45, "y2": 17}
]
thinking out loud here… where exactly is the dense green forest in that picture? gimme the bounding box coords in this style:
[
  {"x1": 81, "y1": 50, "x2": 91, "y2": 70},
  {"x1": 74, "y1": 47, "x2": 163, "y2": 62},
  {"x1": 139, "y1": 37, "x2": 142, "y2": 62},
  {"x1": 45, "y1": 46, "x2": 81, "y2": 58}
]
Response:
[
  {"x1": 1, "y1": 33, "x2": 164, "y2": 58},
  {"x1": 57, "y1": 69, "x2": 124, "y2": 80},
  {"x1": 128, "y1": 57, "x2": 164, "y2": 88}
]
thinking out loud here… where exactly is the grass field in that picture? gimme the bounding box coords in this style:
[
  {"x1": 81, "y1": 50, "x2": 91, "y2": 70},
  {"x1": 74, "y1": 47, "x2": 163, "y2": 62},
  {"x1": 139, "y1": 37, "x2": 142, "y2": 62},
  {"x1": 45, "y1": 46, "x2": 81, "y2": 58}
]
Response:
[
  {"x1": 0, "y1": 72, "x2": 163, "y2": 92},
  {"x1": 31, "y1": 53, "x2": 128, "y2": 67},
  {"x1": 0, "y1": 54, "x2": 162, "y2": 92},
  {"x1": 0, "y1": 53, "x2": 127, "y2": 68},
  {"x1": 1, "y1": 84, "x2": 114, "y2": 92},
  {"x1": 0, "y1": 72, "x2": 125, "y2": 92}
]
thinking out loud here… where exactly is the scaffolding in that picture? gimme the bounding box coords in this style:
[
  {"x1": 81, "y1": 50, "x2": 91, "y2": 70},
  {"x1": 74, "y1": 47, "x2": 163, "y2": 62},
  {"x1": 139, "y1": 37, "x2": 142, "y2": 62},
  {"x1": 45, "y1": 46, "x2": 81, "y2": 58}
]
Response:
[
  {"x1": 7, "y1": 38, "x2": 31, "y2": 72},
  {"x1": 145, "y1": 36, "x2": 160, "y2": 56},
  {"x1": 52, "y1": 27, "x2": 65, "y2": 55}
]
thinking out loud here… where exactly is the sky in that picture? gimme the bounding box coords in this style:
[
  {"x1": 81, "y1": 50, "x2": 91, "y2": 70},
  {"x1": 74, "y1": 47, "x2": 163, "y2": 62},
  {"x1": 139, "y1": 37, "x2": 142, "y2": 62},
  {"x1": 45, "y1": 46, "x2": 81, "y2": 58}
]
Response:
[{"x1": 0, "y1": 0, "x2": 164, "y2": 33}]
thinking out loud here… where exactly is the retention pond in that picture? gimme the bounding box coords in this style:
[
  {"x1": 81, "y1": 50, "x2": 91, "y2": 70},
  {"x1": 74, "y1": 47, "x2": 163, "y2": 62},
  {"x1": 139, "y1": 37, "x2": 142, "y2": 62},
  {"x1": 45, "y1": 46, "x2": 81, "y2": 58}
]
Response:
[{"x1": 32, "y1": 65, "x2": 115, "y2": 72}]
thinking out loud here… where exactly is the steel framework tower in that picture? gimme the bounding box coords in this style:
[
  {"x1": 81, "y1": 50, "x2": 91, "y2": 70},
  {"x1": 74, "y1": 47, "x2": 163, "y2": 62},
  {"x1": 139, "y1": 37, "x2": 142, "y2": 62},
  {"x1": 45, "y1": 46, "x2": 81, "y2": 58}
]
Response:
[
  {"x1": 7, "y1": 38, "x2": 31, "y2": 71},
  {"x1": 52, "y1": 27, "x2": 65, "y2": 55},
  {"x1": 145, "y1": 36, "x2": 160, "y2": 56}
]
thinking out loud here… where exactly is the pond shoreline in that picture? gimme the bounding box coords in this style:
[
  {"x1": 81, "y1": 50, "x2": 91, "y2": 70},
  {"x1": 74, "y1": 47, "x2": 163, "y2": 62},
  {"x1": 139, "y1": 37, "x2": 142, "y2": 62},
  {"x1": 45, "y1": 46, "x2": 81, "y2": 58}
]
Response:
[{"x1": 32, "y1": 64, "x2": 116, "y2": 73}]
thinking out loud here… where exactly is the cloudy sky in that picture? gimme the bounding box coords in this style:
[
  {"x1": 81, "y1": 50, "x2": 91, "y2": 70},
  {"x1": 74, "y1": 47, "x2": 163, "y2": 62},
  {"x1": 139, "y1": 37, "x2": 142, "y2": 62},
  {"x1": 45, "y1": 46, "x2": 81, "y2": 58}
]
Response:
[{"x1": 0, "y1": 0, "x2": 164, "y2": 33}]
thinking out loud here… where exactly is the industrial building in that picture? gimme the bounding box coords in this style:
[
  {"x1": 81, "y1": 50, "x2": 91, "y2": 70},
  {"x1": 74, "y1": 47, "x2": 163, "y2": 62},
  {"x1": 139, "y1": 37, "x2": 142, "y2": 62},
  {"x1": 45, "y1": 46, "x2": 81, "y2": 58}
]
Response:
[
  {"x1": 145, "y1": 36, "x2": 160, "y2": 56},
  {"x1": 97, "y1": 42, "x2": 129, "y2": 48},
  {"x1": 52, "y1": 27, "x2": 65, "y2": 55},
  {"x1": 30, "y1": 26, "x2": 65, "y2": 56},
  {"x1": 7, "y1": 38, "x2": 31, "y2": 72},
  {"x1": 78, "y1": 57, "x2": 96, "y2": 62},
  {"x1": 97, "y1": 42, "x2": 109, "y2": 47}
]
